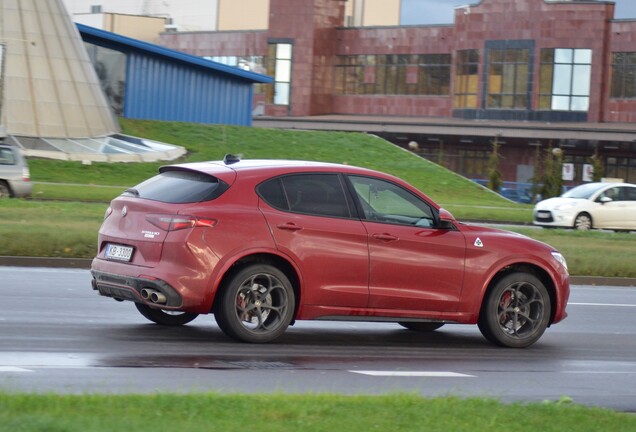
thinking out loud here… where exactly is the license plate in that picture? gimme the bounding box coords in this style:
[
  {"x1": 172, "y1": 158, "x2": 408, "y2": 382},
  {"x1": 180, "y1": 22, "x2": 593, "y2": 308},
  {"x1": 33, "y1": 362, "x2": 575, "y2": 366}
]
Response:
[
  {"x1": 537, "y1": 211, "x2": 550, "y2": 217},
  {"x1": 105, "y1": 244, "x2": 134, "y2": 262}
]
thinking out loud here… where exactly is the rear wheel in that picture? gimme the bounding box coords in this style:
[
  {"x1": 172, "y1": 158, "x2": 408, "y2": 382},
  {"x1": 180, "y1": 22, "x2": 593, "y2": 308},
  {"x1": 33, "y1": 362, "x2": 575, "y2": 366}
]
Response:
[
  {"x1": 574, "y1": 213, "x2": 592, "y2": 231},
  {"x1": 398, "y1": 322, "x2": 444, "y2": 332},
  {"x1": 215, "y1": 264, "x2": 295, "y2": 343},
  {"x1": 135, "y1": 303, "x2": 198, "y2": 326},
  {"x1": 0, "y1": 182, "x2": 11, "y2": 199},
  {"x1": 478, "y1": 272, "x2": 551, "y2": 348}
]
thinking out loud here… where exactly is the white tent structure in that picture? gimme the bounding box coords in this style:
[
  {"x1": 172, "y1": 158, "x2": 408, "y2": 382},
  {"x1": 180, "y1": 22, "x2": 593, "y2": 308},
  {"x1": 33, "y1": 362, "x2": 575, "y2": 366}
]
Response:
[{"x1": 0, "y1": 0, "x2": 184, "y2": 162}]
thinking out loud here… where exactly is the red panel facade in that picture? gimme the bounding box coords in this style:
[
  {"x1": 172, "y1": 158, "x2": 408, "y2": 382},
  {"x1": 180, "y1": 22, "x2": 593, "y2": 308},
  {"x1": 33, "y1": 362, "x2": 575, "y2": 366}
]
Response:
[{"x1": 159, "y1": 0, "x2": 636, "y2": 124}]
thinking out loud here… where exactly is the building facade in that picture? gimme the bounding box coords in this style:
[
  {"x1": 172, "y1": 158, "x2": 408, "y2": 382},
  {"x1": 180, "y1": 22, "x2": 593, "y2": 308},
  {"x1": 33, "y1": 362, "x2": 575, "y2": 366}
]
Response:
[{"x1": 157, "y1": 0, "x2": 636, "y2": 187}]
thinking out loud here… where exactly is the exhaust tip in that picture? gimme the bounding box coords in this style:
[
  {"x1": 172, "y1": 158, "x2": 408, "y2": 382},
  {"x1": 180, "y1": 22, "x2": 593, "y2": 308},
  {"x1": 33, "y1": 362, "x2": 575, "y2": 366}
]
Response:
[
  {"x1": 140, "y1": 288, "x2": 152, "y2": 300},
  {"x1": 150, "y1": 291, "x2": 167, "y2": 305}
]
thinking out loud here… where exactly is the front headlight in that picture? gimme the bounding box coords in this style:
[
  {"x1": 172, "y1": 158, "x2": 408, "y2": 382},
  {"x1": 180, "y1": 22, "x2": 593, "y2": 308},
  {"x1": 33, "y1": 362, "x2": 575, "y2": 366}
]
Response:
[{"x1": 551, "y1": 251, "x2": 568, "y2": 270}]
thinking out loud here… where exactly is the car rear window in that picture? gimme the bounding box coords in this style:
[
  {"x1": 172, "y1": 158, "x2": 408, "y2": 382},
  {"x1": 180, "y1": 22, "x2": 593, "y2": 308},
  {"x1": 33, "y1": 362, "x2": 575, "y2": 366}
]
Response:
[{"x1": 126, "y1": 169, "x2": 229, "y2": 203}]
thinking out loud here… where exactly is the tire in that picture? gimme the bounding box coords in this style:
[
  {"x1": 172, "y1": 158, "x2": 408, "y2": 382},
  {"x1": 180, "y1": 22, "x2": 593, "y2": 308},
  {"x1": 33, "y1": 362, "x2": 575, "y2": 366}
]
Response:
[
  {"x1": 0, "y1": 182, "x2": 11, "y2": 199},
  {"x1": 135, "y1": 302, "x2": 198, "y2": 326},
  {"x1": 478, "y1": 272, "x2": 551, "y2": 348},
  {"x1": 214, "y1": 264, "x2": 295, "y2": 343},
  {"x1": 398, "y1": 322, "x2": 445, "y2": 332},
  {"x1": 574, "y1": 213, "x2": 592, "y2": 231}
]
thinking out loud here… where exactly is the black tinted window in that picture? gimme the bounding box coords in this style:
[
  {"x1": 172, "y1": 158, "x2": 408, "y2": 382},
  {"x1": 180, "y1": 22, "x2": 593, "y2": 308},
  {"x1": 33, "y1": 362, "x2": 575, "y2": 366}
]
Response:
[
  {"x1": 258, "y1": 178, "x2": 288, "y2": 210},
  {"x1": 259, "y1": 174, "x2": 351, "y2": 218},
  {"x1": 128, "y1": 169, "x2": 228, "y2": 203},
  {"x1": 282, "y1": 174, "x2": 351, "y2": 218}
]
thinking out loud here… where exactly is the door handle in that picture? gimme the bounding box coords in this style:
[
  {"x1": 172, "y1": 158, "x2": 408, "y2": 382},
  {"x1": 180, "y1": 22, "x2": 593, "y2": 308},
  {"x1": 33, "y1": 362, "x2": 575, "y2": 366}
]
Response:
[
  {"x1": 372, "y1": 233, "x2": 399, "y2": 242},
  {"x1": 276, "y1": 222, "x2": 303, "y2": 231}
]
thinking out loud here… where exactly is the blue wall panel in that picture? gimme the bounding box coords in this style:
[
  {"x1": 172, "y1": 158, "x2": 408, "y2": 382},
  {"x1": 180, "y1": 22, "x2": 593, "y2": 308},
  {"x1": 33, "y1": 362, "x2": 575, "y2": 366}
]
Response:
[{"x1": 124, "y1": 53, "x2": 254, "y2": 126}]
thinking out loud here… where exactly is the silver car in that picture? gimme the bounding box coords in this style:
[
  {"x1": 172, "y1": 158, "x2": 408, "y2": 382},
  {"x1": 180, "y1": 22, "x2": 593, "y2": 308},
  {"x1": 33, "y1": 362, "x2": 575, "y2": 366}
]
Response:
[{"x1": 0, "y1": 144, "x2": 32, "y2": 198}]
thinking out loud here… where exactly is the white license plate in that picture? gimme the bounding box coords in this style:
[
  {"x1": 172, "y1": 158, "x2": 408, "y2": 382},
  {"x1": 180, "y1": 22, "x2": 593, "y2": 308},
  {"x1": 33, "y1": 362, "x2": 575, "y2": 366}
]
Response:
[
  {"x1": 537, "y1": 211, "x2": 551, "y2": 217},
  {"x1": 105, "y1": 244, "x2": 134, "y2": 261}
]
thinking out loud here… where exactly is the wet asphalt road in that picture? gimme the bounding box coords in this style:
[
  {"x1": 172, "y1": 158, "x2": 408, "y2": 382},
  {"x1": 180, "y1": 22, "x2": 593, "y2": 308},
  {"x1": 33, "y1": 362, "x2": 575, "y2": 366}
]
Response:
[{"x1": 1, "y1": 266, "x2": 635, "y2": 412}]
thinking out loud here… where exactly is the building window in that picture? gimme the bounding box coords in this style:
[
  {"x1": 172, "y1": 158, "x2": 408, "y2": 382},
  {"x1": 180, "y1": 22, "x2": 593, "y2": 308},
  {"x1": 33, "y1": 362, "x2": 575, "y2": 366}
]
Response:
[
  {"x1": 486, "y1": 48, "x2": 529, "y2": 109},
  {"x1": 84, "y1": 43, "x2": 126, "y2": 116},
  {"x1": 454, "y1": 49, "x2": 479, "y2": 109},
  {"x1": 90, "y1": 5, "x2": 102, "y2": 13},
  {"x1": 605, "y1": 157, "x2": 636, "y2": 183},
  {"x1": 539, "y1": 48, "x2": 591, "y2": 112},
  {"x1": 333, "y1": 54, "x2": 450, "y2": 96},
  {"x1": 610, "y1": 52, "x2": 636, "y2": 99},
  {"x1": 457, "y1": 149, "x2": 489, "y2": 177},
  {"x1": 266, "y1": 43, "x2": 293, "y2": 106},
  {"x1": 204, "y1": 55, "x2": 266, "y2": 95}
]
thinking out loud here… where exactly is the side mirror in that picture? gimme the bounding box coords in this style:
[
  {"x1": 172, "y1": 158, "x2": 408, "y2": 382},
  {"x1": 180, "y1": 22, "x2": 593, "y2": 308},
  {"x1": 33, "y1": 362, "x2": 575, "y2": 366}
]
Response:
[
  {"x1": 437, "y1": 208, "x2": 457, "y2": 230},
  {"x1": 599, "y1": 196, "x2": 612, "y2": 204}
]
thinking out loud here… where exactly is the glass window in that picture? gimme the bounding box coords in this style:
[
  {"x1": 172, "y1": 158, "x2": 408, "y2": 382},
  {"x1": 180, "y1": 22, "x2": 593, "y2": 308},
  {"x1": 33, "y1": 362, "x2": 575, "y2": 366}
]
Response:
[
  {"x1": 486, "y1": 48, "x2": 530, "y2": 110},
  {"x1": 266, "y1": 43, "x2": 293, "y2": 106},
  {"x1": 84, "y1": 43, "x2": 126, "y2": 116},
  {"x1": 333, "y1": 54, "x2": 450, "y2": 96},
  {"x1": 348, "y1": 176, "x2": 435, "y2": 228},
  {"x1": 130, "y1": 170, "x2": 229, "y2": 204},
  {"x1": 539, "y1": 48, "x2": 592, "y2": 112},
  {"x1": 611, "y1": 52, "x2": 636, "y2": 99},
  {"x1": 455, "y1": 49, "x2": 479, "y2": 108},
  {"x1": 278, "y1": 174, "x2": 351, "y2": 218}
]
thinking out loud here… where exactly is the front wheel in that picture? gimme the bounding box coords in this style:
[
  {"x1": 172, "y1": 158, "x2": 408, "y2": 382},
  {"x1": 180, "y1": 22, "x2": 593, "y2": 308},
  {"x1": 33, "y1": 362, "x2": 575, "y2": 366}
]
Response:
[
  {"x1": 214, "y1": 264, "x2": 295, "y2": 343},
  {"x1": 574, "y1": 213, "x2": 592, "y2": 231},
  {"x1": 135, "y1": 303, "x2": 198, "y2": 326},
  {"x1": 478, "y1": 273, "x2": 551, "y2": 348}
]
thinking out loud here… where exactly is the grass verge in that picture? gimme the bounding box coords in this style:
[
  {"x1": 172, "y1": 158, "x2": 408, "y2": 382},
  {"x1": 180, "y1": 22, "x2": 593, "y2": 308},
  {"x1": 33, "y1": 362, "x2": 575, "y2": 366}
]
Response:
[{"x1": 0, "y1": 393, "x2": 633, "y2": 432}]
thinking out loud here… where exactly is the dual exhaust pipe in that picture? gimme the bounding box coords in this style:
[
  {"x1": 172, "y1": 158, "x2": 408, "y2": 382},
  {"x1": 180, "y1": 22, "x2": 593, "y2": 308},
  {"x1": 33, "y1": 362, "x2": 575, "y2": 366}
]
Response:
[{"x1": 140, "y1": 288, "x2": 167, "y2": 305}]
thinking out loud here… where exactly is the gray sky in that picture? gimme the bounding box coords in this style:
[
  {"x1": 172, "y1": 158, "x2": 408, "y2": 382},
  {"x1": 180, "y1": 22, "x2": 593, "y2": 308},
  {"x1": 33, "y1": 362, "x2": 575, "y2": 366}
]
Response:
[{"x1": 400, "y1": 0, "x2": 636, "y2": 25}]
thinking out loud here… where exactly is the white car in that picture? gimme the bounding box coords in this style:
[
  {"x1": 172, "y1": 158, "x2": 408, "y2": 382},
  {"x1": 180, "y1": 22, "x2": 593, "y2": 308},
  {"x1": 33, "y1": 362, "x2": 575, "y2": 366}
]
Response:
[{"x1": 534, "y1": 182, "x2": 636, "y2": 231}]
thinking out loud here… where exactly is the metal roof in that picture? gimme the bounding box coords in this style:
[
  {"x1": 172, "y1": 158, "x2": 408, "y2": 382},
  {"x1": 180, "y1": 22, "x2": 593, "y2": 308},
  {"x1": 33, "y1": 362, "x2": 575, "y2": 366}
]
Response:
[{"x1": 76, "y1": 23, "x2": 273, "y2": 84}]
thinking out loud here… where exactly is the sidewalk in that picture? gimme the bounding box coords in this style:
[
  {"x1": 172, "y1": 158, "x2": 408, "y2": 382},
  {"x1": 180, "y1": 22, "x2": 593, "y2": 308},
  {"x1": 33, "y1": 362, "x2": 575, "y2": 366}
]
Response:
[{"x1": 1, "y1": 256, "x2": 634, "y2": 287}]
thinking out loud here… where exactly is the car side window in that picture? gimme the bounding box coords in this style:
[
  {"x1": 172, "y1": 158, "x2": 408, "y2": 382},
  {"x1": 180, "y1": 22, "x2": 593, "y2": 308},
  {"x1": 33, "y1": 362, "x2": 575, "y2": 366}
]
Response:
[
  {"x1": 0, "y1": 148, "x2": 16, "y2": 165},
  {"x1": 627, "y1": 187, "x2": 636, "y2": 201},
  {"x1": 258, "y1": 174, "x2": 352, "y2": 218},
  {"x1": 348, "y1": 175, "x2": 435, "y2": 228}
]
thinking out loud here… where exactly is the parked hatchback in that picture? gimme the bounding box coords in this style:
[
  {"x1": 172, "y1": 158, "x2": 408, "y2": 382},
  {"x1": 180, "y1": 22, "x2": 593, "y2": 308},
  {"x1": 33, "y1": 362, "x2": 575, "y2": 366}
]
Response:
[
  {"x1": 0, "y1": 144, "x2": 32, "y2": 198},
  {"x1": 91, "y1": 157, "x2": 569, "y2": 348},
  {"x1": 534, "y1": 182, "x2": 636, "y2": 231}
]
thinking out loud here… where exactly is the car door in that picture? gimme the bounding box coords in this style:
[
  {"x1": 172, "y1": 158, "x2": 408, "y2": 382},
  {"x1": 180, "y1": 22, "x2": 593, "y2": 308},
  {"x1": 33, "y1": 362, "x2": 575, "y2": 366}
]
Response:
[
  {"x1": 347, "y1": 175, "x2": 466, "y2": 313},
  {"x1": 257, "y1": 173, "x2": 370, "y2": 308},
  {"x1": 594, "y1": 186, "x2": 629, "y2": 229}
]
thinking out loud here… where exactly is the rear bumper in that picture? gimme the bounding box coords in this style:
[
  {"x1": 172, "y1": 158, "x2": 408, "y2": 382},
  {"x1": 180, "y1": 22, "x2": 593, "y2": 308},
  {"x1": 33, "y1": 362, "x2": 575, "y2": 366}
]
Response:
[
  {"x1": 91, "y1": 269, "x2": 183, "y2": 308},
  {"x1": 8, "y1": 179, "x2": 32, "y2": 198}
]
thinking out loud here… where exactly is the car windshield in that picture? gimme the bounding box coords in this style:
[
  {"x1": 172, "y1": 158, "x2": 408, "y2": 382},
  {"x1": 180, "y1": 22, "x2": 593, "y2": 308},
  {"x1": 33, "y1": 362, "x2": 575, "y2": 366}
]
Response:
[{"x1": 562, "y1": 183, "x2": 607, "y2": 199}]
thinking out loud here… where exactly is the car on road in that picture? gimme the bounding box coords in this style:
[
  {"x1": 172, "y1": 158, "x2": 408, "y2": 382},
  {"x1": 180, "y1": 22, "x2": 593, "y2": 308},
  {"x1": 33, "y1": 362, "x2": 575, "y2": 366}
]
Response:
[
  {"x1": 91, "y1": 156, "x2": 570, "y2": 348},
  {"x1": 0, "y1": 144, "x2": 32, "y2": 198},
  {"x1": 533, "y1": 182, "x2": 636, "y2": 231}
]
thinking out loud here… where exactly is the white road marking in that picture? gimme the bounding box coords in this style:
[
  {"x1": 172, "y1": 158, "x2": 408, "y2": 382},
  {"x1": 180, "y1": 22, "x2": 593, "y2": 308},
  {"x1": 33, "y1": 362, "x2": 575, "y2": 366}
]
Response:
[
  {"x1": 0, "y1": 367, "x2": 34, "y2": 373},
  {"x1": 569, "y1": 303, "x2": 636, "y2": 307},
  {"x1": 351, "y1": 371, "x2": 475, "y2": 377}
]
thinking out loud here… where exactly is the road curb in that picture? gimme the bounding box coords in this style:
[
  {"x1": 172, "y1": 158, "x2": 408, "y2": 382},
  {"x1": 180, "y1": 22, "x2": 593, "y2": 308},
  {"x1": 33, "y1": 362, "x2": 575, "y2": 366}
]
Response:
[{"x1": 1, "y1": 256, "x2": 635, "y2": 287}]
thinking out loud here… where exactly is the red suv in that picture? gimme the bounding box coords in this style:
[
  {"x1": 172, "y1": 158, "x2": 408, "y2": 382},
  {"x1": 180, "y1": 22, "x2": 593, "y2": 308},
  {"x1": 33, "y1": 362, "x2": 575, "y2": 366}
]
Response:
[{"x1": 91, "y1": 156, "x2": 569, "y2": 348}]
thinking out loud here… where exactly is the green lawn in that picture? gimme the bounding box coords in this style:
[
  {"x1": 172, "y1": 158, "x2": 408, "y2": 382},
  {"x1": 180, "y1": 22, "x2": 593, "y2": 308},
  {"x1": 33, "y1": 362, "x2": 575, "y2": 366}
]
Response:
[
  {"x1": 0, "y1": 393, "x2": 633, "y2": 432},
  {"x1": 2, "y1": 119, "x2": 635, "y2": 277}
]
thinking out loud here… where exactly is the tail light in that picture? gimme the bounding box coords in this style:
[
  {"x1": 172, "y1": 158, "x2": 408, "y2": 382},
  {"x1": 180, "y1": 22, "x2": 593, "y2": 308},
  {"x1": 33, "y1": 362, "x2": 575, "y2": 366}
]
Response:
[
  {"x1": 146, "y1": 214, "x2": 217, "y2": 232},
  {"x1": 22, "y1": 167, "x2": 31, "y2": 182}
]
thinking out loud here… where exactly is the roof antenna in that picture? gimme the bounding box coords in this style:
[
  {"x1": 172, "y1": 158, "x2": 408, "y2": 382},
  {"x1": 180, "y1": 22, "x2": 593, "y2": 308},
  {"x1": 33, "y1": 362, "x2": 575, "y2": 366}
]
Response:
[{"x1": 223, "y1": 154, "x2": 242, "y2": 164}]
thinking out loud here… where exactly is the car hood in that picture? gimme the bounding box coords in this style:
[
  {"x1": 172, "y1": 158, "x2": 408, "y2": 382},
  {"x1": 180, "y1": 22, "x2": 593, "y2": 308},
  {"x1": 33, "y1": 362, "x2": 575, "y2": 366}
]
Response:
[{"x1": 534, "y1": 197, "x2": 585, "y2": 210}]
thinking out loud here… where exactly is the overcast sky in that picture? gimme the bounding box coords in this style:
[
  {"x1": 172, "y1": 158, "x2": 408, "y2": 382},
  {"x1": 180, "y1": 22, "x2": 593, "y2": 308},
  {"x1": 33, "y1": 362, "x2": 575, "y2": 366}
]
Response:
[{"x1": 400, "y1": 0, "x2": 636, "y2": 25}]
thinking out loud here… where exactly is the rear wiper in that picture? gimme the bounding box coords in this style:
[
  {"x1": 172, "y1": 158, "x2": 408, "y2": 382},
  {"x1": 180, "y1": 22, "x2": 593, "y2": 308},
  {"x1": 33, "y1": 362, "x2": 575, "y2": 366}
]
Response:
[{"x1": 123, "y1": 188, "x2": 140, "y2": 197}]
